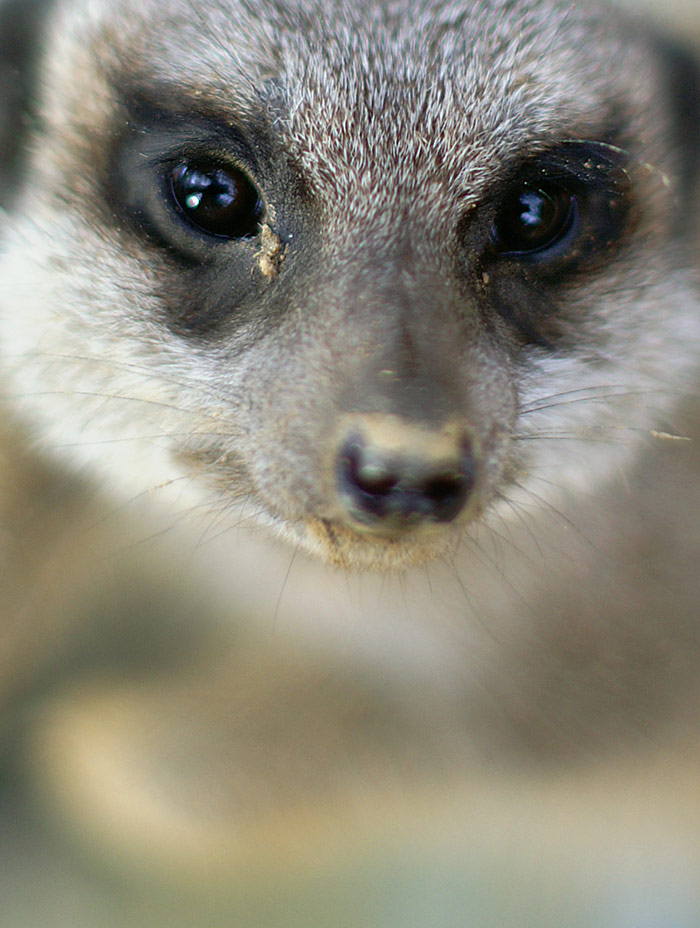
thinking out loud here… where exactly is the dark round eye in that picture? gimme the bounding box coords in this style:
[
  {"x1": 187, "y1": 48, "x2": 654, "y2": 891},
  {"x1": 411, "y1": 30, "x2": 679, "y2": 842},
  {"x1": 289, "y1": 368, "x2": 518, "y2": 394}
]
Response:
[
  {"x1": 169, "y1": 160, "x2": 263, "y2": 239},
  {"x1": 492, "y1": 184, "x2": 577, "y2": 256}
]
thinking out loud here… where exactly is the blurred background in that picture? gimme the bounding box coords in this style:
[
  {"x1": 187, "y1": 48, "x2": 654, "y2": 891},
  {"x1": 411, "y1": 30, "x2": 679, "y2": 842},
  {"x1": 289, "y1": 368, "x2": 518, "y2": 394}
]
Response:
[{"x1": 1, "y1": 0, "x2": 700, "y2": 925}]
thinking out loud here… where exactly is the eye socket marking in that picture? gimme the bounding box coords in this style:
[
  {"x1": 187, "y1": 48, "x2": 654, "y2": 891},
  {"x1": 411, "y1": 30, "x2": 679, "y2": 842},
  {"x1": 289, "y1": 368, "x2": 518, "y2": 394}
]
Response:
[
  {"x1": 491, "y1": 184, "x2": 578, "y2": 257},
  {"x1": 483, "y1": 142, "x2": 634, "y2": 270},
  {"x1": 169, "y1": 160, "x2": 264, "y2": 239},
  {"x1": 473, "y1": 143, "x2": 635, "y2": 346}
]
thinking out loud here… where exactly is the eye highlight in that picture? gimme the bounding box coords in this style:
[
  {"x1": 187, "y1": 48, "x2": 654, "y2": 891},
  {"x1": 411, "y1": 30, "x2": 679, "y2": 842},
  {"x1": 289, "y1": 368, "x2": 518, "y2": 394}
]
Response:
[
  {"x1": 491, "y1": 184, "x2": 577, "y2": 257},
  {"x1": 169, "y1": 160, "x2": 264, "y2": 239}
]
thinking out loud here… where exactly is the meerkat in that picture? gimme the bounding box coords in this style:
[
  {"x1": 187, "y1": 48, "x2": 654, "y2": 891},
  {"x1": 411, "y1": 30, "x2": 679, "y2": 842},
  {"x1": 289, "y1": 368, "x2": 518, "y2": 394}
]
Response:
[{"x1": 1, "y1": 0, "x2": 700, "y2": 905}]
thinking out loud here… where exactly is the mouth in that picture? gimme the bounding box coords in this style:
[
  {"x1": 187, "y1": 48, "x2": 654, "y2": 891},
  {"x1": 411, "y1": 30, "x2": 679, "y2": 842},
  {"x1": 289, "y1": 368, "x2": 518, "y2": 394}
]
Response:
[{"x1": 302, "y1": 515, "x2": 468, "y2": 572}]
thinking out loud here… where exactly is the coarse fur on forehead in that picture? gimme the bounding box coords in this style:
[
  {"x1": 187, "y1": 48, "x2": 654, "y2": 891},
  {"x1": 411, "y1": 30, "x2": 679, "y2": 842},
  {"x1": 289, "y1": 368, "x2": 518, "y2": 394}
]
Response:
[{"x1": 45, "y1": 0, "x2": 657, "y2": 179}]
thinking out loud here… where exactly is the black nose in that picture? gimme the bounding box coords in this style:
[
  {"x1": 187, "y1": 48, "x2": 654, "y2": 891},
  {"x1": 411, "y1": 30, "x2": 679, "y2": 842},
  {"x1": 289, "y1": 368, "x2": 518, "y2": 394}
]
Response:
[{"x1": 335, "y1": 418, "x2": 477, "y2": 534}]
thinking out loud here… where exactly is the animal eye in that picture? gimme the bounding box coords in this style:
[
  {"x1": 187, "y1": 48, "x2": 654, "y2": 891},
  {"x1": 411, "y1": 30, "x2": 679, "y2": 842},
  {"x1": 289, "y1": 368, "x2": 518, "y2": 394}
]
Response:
[
  {"x1": 492, "y1": 184, "x2": 577, "y2": 257},
  {"x1": 169, "y1": 160, "x2": 263, "y2": 239}
]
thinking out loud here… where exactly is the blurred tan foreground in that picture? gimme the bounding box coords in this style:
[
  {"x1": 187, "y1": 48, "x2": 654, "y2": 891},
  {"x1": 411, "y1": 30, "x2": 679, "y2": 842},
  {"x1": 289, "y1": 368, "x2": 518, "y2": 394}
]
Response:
[{"x1": 2, "y1": 1, "x2": 700, "y2": 926}]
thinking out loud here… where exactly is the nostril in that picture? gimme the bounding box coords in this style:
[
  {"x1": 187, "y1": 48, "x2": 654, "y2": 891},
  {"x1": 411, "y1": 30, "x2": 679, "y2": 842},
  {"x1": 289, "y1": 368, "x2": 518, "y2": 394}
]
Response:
[
  {"x1": 347, "y1": 445, "x2": 399, "y2": 498},
  {"x1": 423, "y1": 472, "x2": 469, "y2": 517},
  {"x1": 339, "y1": 438, "x2": 400, "y2": 520},
  {"x1": 336, "y1": 429, "x2": 477, "y2": 532}
]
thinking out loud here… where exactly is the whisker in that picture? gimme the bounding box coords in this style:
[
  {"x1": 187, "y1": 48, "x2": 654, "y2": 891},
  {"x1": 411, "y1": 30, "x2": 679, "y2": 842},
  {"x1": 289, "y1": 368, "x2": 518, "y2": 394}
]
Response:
[
  {"x1": 490, "y1": 489, "x2": 544, "y2": 560},
  {"x1": 190, "y1": 500, "x2": 270, "y2": 547},
  {"x1": 273, "y1": 545, "x2": 300, "y2": 630},
  {"x1": 3, "y1": 350, "x2": 232, "y2": 407},
  {"x1": 53, "y1": 431, "x2": 234, "y2": 448},
  {"x1": 0, "y1": 389, "x2": 199, "y2": 417},
  {"x1": 81, "y1": 472, "x2": 202, "y2": 535},
  {"x1": 508, "y1": 479, "x2": 600, "y2": 553},
  {"x1": 446, "y1": 552, "x2": 482, "y2": 621},
  {"x1": 423, "y1": 562, "x2": 434, "y2": 596},
  {"x1": 520, "y1": 387, "x2": 663, "y2": 416},
  {"x1": 513, "y1": 432, "x2": 639, "y2": 444},
  {"x1": 451, "y1": 533, "x2": 539, "y2": 623}
]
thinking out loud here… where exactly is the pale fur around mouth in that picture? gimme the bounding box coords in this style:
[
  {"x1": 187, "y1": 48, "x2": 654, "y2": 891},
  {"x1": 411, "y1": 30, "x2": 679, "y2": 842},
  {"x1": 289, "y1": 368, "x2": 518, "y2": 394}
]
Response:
[{"x1": 299, "y1": 515, "x2": 471, "y2": 571}]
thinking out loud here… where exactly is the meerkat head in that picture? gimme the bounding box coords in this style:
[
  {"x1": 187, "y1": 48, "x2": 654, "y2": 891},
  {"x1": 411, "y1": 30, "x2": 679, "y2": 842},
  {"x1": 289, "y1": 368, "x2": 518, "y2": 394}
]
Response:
[{"x1": 0, "y1": 0, "x2": 698, "y2": 570}]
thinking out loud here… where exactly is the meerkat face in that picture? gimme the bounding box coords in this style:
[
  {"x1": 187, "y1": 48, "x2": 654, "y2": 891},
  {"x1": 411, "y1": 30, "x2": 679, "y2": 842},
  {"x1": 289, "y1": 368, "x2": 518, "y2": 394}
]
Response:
[{"x1": 0, "y1": 0, "x2": 698, "y2": 570}]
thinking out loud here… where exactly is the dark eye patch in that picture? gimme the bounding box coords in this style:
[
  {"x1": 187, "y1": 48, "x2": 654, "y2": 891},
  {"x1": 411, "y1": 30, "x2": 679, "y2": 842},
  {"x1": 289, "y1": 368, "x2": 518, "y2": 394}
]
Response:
[
  {"x1": 487, "y1": 141, "x2": 632, "y2": 271},
  {"x1": 462, "y1": 141, "x2": 635, "y2": 348},
  {"x1": 106, "y1": 111, "x2": 270, "y2": 263}
]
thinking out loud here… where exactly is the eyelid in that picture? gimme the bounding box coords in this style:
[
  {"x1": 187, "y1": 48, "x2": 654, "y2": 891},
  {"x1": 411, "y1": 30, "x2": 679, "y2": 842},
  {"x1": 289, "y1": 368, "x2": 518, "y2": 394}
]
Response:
[
  {"x1": 515, "y1": 141, "x2": 632, "y2": 193},
  {"x1": 482, "y1": 142, "x2": 632, "y2": 270}
]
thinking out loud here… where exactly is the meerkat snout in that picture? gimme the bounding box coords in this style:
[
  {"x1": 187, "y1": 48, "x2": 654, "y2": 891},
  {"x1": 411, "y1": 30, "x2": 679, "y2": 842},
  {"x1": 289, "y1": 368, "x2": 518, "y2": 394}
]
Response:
[{"x1": 334, "y1": 415, "x2": 478, "y2": 536}]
